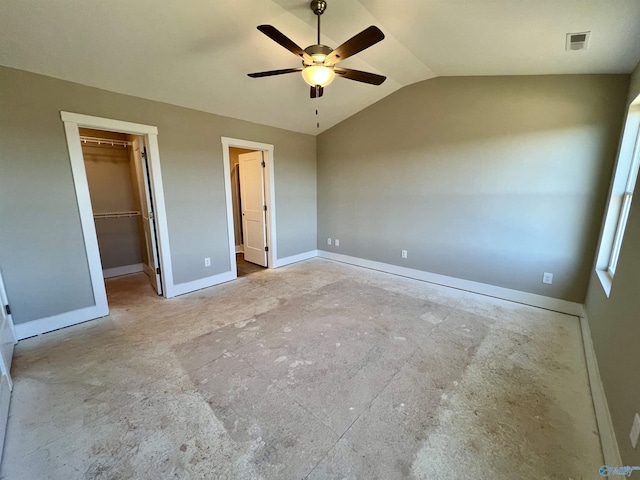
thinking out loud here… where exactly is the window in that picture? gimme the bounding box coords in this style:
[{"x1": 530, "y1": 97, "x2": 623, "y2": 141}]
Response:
[
  {"x1": 607, "y1": 142, "x2": 639, "y2": 276},
  {"x1": 595, "y1": 98, "x2": 640, "y2": 296}
]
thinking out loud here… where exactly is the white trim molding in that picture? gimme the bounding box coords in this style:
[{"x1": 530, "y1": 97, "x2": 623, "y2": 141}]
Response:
[
  {"x1": 15, "y1": 306, "x2": 104, "y2": 340},
  {"x1": 593, "y1": 103, "x2": 640, "y2": 297},
  {"x1": 235, "y1": 245, "x2": 244, "y2": 254},
  {"x1": 103, "y1": 263, "x2": 144, "y2": 279},
  {"x1": 171, "y1": 270, "x2": 236, "y2": 297},
  {"x1": 62, "y1": 117, "x2": 110, "y2": 321},
  {"x1": 60, "y1": 112, "x2": 158, "y2": 135},
  {"x1": 273, "y1": 250, "x2": 318, "y2": 268},
  {"x1": 579, "y1": 307, "x2": 622, "y2": 468},
  {"x1": 317, "y1": 251, "x2": 583, "y2": 316}
]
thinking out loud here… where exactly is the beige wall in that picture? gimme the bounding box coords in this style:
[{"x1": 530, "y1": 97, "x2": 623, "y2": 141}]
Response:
[
  {"x1": 585, "y1": 61, "x2": 640, "y2": 465},
  {"x1": 317, "y1": 75, "x2": 629, "y2": 302},
  {"x1": 0, "y1": 66, "x2": 317, "y2": 324}
]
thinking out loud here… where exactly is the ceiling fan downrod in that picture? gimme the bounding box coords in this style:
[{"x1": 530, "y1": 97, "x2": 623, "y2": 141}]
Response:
[{"x1": 310, "y1": 0, "x2": 327, "y2": 45}]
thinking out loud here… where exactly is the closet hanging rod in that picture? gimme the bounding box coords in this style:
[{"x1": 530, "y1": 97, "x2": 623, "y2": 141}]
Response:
[
  {"x1": 93, "y1": 211, "x2": 141, "y2": 219},
  {"x1": 80, "y1": 135, "x2": 132, "y2": 147}
]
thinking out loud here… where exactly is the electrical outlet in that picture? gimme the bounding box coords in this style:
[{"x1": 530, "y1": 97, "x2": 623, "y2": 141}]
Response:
[
  {"x1": 335, "y1": 239, "x2": 340, "y2": 247},
  {"x1": 204, "y1": 257, "x2": 211, "y2": 267},
  {"x1": 630, "y1": 413, "x2": 640, "y2": 449},
  {"x1": 543, "y1": 272, "x2": 553, "y2": 284},
  {"x1": 401, "y1": 250, "x2": 408, "y2": 259},
  {"x1": 327, "y1": 238, "x2": 332, "y2": 246}
]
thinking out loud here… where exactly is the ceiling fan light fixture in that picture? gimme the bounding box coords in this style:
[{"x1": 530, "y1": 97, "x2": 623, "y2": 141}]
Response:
[
  {"x1": 302, "y1": 65, "x2": 335, "y2": 87},
  {"x1": 247, "y1": 1, "x2": 386, "y2": 98}
]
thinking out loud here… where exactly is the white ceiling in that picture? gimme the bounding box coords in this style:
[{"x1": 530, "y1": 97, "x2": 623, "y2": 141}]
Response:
[{"x1": 1, "y1": 0, "x2": 639, "y2": 135}]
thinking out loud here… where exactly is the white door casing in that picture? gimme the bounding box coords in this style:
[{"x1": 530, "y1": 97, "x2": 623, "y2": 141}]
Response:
[
  {"x1": 132, "y1": 137, "x2": 162, "y2": 294},
  {"x1": 221, "y1": 137, "x2": 276, "y2": 275},
  {"x1": 239, "y1": 151, "x2": 268, "y2": 267}
]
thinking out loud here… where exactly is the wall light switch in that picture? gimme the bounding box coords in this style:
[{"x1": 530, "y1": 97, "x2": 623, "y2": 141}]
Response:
[
  {"x1": 401, "y1": 250, "x2": 408, "y2": 259},
  {"x1": 543, "y1": 272, "x2": 553, "y2": 284},
  {"x1": 630, "y1": 413, "x2": 640, "y2": 449},
  {"x1": 335, "y1": 239, "x2": 340, "y2": 247},
  {"x1": 327, "y1": 238, "x2": 332, "y2": 246},
  {"x1": 204, "y1": 257, "x2": 211, "y2": 267}
]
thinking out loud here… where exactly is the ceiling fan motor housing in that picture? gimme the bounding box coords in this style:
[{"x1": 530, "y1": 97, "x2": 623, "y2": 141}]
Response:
[
  {"x1": 304, "y1": 44, "x2": 333, "y2": 65},
  {"x1": 310, "y1": 0, "x2": 327, "y2": 15}
]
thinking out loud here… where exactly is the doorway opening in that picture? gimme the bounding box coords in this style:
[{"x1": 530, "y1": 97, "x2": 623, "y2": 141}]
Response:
[
  {"x1": 54, "y1": 112, "x2": 174, "y2": 338},
  {"x1": 222, "y1": 137, "x2": 277, "y2": 278},
  {"x1": 80, "y1": 128, "x2": 163, "y2": 293},
  {"x1": 229, "y1": 148, "x2": 268, "y2": 276}
]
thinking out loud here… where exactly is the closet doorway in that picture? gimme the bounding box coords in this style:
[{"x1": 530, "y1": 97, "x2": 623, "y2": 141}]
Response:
[
  {"x1": 80, "y1": 128, "x2": 163, "y2": 293},
  {"x1": 222, "y1": 137, "x2": 277, "y2": 278}
]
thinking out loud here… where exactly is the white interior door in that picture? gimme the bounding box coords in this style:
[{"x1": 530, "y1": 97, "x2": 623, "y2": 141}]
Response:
[
  {"x1": 0, "y1": 268, "x2": 16, "y2": 462},
  {"x1": 0, "y1": 372, "x2": 10, "y2": 464},
  {"x1": 0, "y1": 269, "x2": 15, "y2": 389},
  {"x1": 239, "y1": 151, "x2": 268, "y2": 267},
  {"x1": 132, "y1": 137, "x2": 162, "y2": 294}
]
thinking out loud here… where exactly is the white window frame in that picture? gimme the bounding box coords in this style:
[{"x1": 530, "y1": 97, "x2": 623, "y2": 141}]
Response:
[{"x1": 595, "y1": 99, "x2": 640, "y2": 296}]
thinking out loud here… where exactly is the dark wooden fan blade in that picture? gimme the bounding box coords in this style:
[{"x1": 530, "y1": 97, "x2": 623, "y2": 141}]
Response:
[
  {"x1": 334, "y1": 67, "x2": 386, "y2": 85},
  {"x1": 310, "y1": 85, "x2": 324, "y2": 98},
  {"x1": 326, "y1": 26, "x2": 384, "y2": 64},
  {"x1": 248, "y1": 67, "x2": 302, "y2": 78},
  {"x1": 257, "y1": 25, "x2": 313, "y2": 63}
]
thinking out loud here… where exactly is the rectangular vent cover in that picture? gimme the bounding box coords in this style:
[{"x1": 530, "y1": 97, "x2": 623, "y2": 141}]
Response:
[{"x1": 566, "y1": 31, "x2": 591, "y2": 51}]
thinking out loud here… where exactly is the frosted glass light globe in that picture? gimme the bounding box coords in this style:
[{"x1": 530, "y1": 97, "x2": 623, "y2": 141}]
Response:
[{"x1": 301, "y1": 65, "x2": 335, "y2": 87}]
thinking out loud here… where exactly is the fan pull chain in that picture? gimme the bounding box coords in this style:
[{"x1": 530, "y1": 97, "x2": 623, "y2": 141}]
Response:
[{"x1": 316, "y1": 108, "x2": 319, "y2": 129}]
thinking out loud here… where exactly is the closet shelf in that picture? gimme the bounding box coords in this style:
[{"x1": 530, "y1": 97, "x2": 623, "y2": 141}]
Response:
[
  {"x1": 80, "y1": 135, "x2": 132, "y2": 148},
  {"x1": 93, "y1": 211, "x2": 141, "y2": 219}
]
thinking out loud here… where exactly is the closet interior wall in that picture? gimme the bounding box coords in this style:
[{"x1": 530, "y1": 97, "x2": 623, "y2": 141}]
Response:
[{"x1": 80, "y1": 128, "x2": 148, "y2": 277}]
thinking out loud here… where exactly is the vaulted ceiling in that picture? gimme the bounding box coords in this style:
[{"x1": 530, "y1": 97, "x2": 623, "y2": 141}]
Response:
[{"x1": 2, "y1": 0, "x2": 640, "y2": 134}]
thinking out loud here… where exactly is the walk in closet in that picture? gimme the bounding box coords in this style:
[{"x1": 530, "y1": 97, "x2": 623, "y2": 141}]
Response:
[{"x1": 81, "y1": 128, "x2": 162, "y2": 293}]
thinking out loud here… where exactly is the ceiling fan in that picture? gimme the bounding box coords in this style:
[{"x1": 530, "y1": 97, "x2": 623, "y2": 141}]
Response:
[{"x1": 248, "y1": 0, "x2": 386, "y2": 98}]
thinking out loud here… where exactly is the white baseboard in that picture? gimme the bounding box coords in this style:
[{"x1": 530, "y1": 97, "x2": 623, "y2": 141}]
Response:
[
  {"x1": 235, "y1": 245, "x2": 244, "y2": 254},
  {"x1": 103, "y1": 263, "x2": 143, "y2": 279},
  {"x1": 579, "y1": 308, "x2": 621, "y2": 468},
  {"x1": 15, "y1": 304, "x2": 109, "y2": 340},
  {"x1": 317, "y1": 251, "x2": 583, "y2": 316},
  {"x1": 169, "y1": 270, "x2": 237, "y2": 297},
  {"x1": 273, "y1": 250, "x2": 318, "y2": 268}
]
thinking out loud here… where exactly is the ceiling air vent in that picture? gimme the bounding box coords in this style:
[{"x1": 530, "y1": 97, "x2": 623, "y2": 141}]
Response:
[{"x1": 566, "y1": 31, "x2": 590, "y2": 51}]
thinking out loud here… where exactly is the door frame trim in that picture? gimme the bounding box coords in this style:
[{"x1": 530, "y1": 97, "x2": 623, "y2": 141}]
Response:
[
  {"x1": 60, "y1": 112, "x2": 174, "y2": 314},
  {"x1": 221, "y1": 137, "x2": 276, "y2": 271}
]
